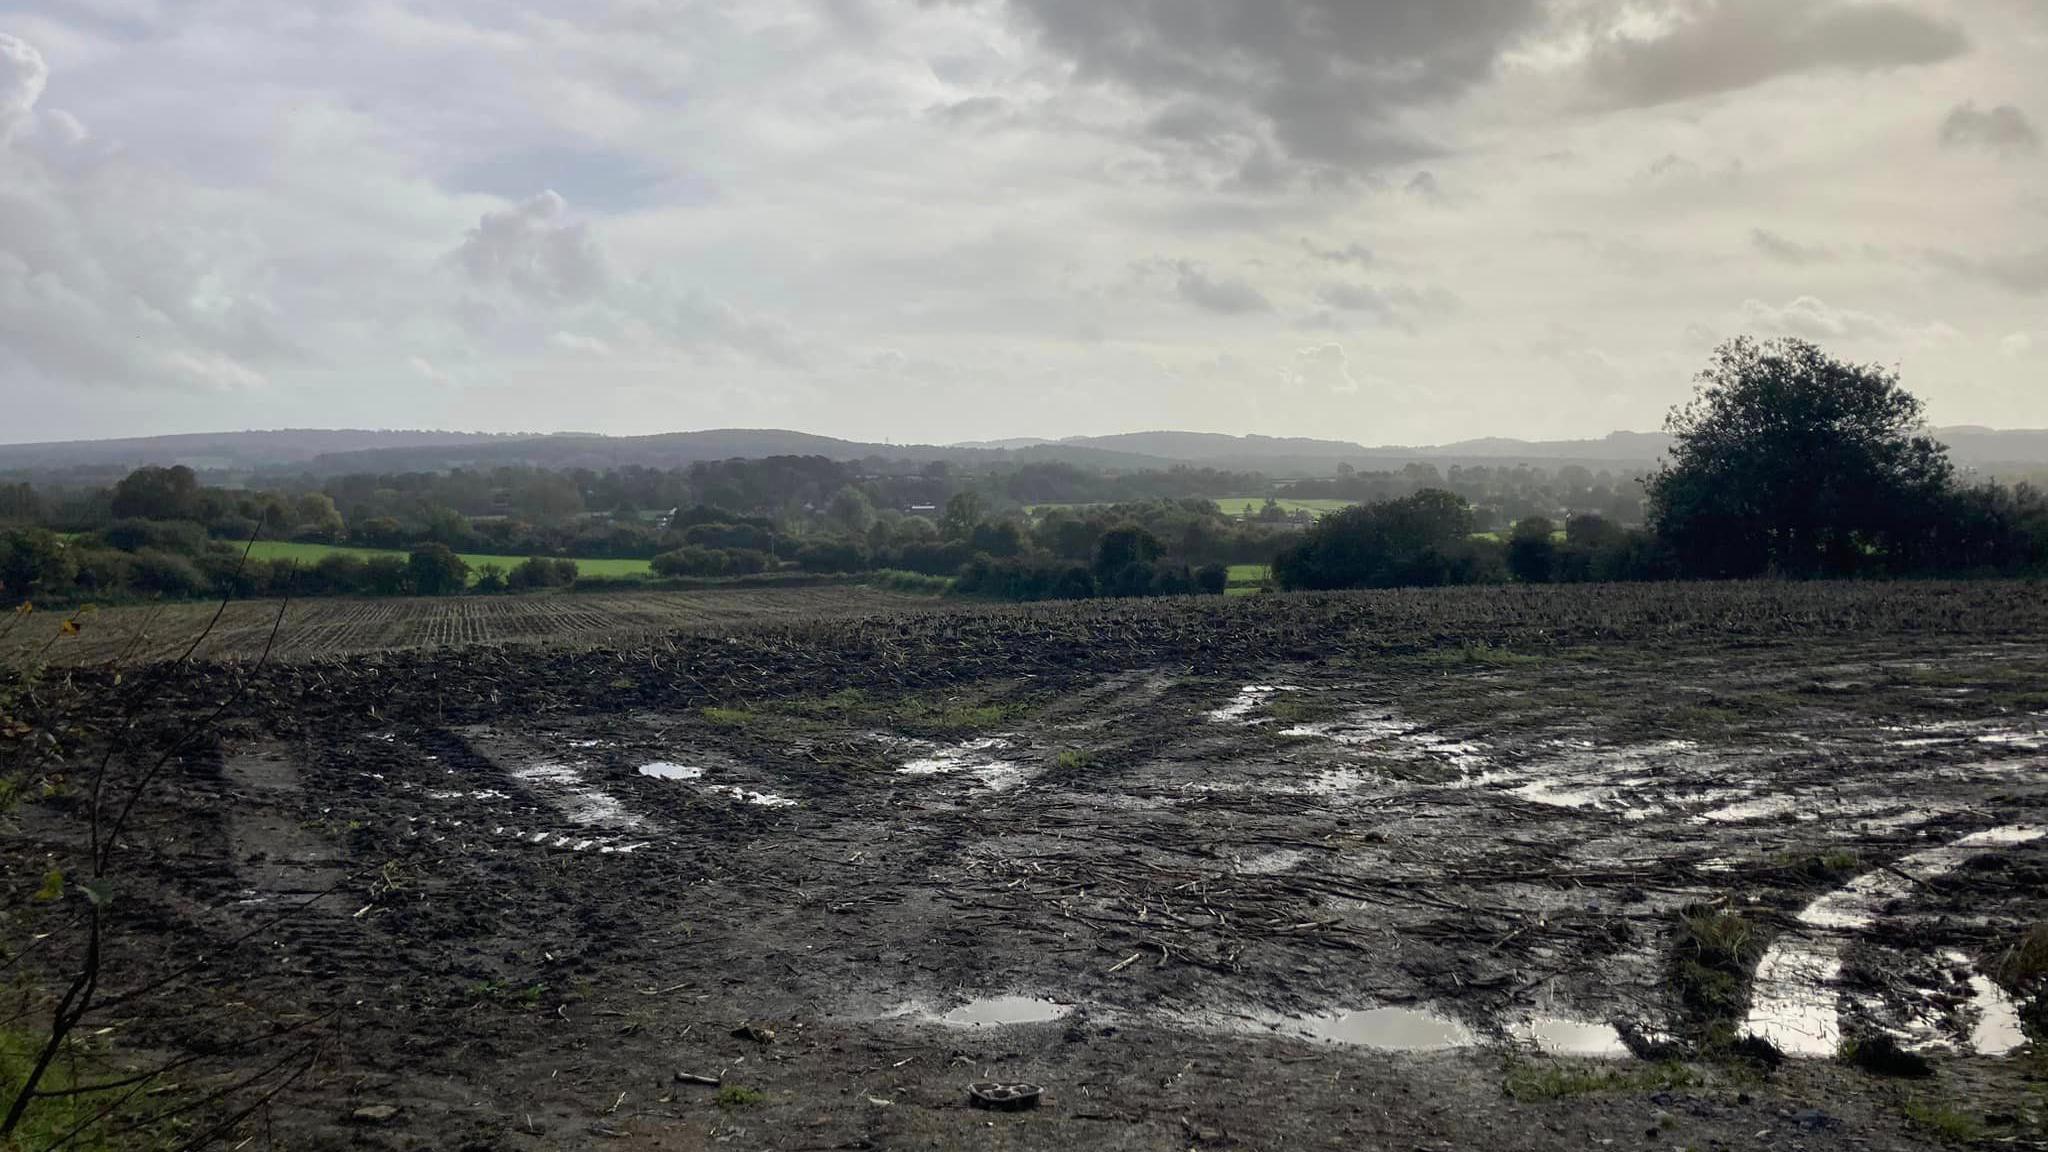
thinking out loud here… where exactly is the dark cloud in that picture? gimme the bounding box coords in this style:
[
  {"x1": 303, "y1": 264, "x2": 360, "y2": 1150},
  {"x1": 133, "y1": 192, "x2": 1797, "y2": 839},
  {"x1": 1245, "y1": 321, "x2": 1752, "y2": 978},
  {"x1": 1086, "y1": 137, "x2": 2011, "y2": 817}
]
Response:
[
  {"x1": 991, "y1": 0, "x2": 1545, "y2": 171},
  {"x1": 1173, "y1": 263, "x2": 1272, "y2": 314},
  {"x1": 1303, "y1": 239, "x2": 1375, "y2": 266},
  {"x1": 1750, "y1": 228, "x2": 1835, "y2": 264},
  {"x1": 1930, "y1": 247, "x2": 2048, "y2": 295},
  {"x1": 1939, "y1": 102, "x2": 2041, "y2": 154},
  {"x1": 1588, "y1": 1, "x2": 1967, "y2": 108}
]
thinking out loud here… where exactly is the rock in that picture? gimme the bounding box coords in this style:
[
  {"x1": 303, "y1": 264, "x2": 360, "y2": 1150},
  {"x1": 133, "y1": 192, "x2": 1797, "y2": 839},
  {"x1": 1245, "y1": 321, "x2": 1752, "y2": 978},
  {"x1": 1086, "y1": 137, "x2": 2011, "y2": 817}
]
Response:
[
  {"x1": 731, "y1": 1023, "x2": 776, "y2": 1044},
  {"x1": 1843, "y1": 1034, "x2": 1933, "y2": 1079},
  {"x1": 1789, "y1": 1108, "x2": 1840, "y2": 1131},
  {"x1": 350, "y1": 1104, "x2": 399, "y2": 1124}
]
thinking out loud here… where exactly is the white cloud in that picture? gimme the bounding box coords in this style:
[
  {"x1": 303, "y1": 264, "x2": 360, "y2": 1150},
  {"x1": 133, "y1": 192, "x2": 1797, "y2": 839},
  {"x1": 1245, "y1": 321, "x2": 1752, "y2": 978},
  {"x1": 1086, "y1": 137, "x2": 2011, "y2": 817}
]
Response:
[
  {"x1": 1286, "y1": 343, "x2": 1363, "y2": 396},
  {"x1": 0, "y1": 33, "x2": 47, "y2": 138},
  {"x1": 454, "y1": 190, "x2": 606, "y2": 302},
  {"x1": 2001, "y1": 333, "x2": 2034, "y2": 359},
  {"x1": 1738, "y1": 296, "x2": 1959, "y2": 348}
]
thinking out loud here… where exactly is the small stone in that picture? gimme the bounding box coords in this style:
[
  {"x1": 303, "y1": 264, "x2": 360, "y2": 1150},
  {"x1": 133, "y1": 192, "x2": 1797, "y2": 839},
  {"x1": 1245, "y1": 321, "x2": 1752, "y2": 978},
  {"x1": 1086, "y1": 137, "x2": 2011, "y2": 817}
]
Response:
[{"x1": 350, "y1": 1104, "x2": 399, "y2": 1124}]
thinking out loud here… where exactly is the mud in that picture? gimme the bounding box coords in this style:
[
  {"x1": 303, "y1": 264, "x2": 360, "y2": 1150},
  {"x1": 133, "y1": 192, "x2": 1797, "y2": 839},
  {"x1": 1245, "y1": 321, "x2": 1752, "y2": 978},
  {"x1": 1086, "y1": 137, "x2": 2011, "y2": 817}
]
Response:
[{"x1": 5, "y1": 583, "x2": 2048, "y2": 1149}]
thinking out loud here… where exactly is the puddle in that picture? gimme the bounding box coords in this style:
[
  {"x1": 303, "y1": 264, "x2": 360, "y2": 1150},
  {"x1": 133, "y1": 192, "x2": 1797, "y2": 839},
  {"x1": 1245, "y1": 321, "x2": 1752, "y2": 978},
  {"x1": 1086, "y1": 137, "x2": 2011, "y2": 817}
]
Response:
[
  {"x1": 895, "y1": 736, "x2": 1029, "y2": 792},
  {"x1": 706, "y1": 785, "x2": 796, "y2": 808},
  {"x1": 509, "y1": 763, "x2": 642, "y2": 828},
  {"x1": 1507, "y1": 1016, "x2": 1631, "y2": 1058},
  {"x1": 1744, "y1": 824, "x2": 2045, "y2": 1057},
  {"x1": 897, "y1": 996, "x2": 1074, "y2": 1027},
  {"x1": 1281, "y1": 710, "x2": 1489, "y2": 771},
  {"x1": 1206, "y1": 685, "x2": 1300, "y2": 723},
  {"x1": 1745, "y1": 942, "x2": 1844, "y2": 1057},
  {"x1": 638, "y1": 762, "x2": 705, "y2": 781},
  {"x1": 1274, "y1": 1006, "x2": 1475, "y2": 1052},
  {"x1": 1234, "y1": 849, "x2": 1308, "y2": 875},
  {"x1": 1967, "y1": 973, "x2": 2029, "y2": 1056}
]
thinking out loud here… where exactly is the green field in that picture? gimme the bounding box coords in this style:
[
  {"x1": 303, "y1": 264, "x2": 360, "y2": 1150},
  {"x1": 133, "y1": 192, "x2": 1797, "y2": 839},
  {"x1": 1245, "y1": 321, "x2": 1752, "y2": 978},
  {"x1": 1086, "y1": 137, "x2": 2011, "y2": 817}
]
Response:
[
  {"x1": 244, "y1": 540, "x2": 655, "y2": 580},
  {"x1": 1213, "y1": 497, "x2": 1356, "y2": 519},
  {"x1": 1225, "y1": 564, "x2": 1271, "y2": 597}
]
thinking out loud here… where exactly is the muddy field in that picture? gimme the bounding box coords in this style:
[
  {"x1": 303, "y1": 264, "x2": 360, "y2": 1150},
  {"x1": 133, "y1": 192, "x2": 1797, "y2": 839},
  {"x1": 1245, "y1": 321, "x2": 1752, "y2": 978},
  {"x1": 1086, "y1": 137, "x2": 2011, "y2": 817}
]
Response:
[
  {"x1": 5, "y1": 581, "x2": 2048, "y2": 1150},
  {"x1": 1, "y1": 586, "x2": 937, "y2": 666}
]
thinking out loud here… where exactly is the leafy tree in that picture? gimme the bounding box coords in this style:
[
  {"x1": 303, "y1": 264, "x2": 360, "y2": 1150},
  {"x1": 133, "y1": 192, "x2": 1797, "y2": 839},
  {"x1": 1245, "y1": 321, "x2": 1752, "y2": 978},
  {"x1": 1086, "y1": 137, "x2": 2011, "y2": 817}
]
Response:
[
  {"x1": 1271, "y1": 489, "x2": 1480, "y2": 590},
  {"x1": 473, "y1": 563, "x2": 508, "y2": 593},
  {"x1": 826, "y1": 487, "x2": 875, "y2": 536},
  {"x1": 1507, "y1": 516, "x2": 1556, "y2": 584},
  {"x1": 364, "y1": 555, "x2": 409, "y2": 596},
  {"x1": 1647, "y1": 337, "x2": 1955, "y2": 577},
  {"x1": 1093, "y1": 525, "x2": 1164, "y2": 580},
  {"x1": 110, "y1": 465, "x2": 200, "y2": 521},
  {"x1": 941, "y1": 491, "x2": 985, "y2": 541},
  {"x1": 294, "y1": 493, "x2": 346, "y2": 541}
]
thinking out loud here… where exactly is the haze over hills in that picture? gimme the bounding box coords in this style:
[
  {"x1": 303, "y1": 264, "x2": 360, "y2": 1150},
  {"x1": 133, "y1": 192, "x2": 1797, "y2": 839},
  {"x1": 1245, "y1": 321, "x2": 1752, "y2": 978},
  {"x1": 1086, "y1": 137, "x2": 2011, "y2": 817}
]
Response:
[{"x1": 3, "y1": 426, "x2": 2045, "y2": 483}]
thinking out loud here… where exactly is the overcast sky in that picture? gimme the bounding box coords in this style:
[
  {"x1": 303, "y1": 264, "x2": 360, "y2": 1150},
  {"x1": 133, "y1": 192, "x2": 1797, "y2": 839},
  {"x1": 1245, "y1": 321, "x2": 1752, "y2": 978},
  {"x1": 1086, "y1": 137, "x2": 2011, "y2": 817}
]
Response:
[{"x1": 1, "y1": 1, "x2": 2043, "y2": 447}]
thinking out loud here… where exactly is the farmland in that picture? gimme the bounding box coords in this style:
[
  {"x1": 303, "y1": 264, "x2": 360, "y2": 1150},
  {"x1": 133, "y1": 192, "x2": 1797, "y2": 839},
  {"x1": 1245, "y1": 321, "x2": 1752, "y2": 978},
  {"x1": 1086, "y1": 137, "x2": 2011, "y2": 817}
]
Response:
[
  {"x1": 244, "y1": 539, "x2": 657, "y2": 580},
  {"x1": 6, "y1": 580, "x2": 2048, "y2": 1149},
  {"x1": 1213, "y1": 496, "x2": 1357, "y2": 518}
]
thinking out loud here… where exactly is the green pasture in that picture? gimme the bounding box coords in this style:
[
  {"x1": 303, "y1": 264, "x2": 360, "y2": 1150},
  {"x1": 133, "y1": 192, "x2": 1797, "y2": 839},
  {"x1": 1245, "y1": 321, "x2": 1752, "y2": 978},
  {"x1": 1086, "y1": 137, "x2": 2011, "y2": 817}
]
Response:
[
  {"x1": 1212, "y1": 497, "x2": 1356, "y2": 519},
  {"x1": 244, "y1": 540, "x2": 655, "y2": 580}
]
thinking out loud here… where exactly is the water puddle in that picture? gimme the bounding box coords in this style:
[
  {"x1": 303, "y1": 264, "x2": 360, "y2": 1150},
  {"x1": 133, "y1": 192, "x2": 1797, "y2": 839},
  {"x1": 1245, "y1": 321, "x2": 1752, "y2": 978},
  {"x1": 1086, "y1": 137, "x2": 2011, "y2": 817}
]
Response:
[
  {"x1": 509, "y1": 763, "x2": 642, "y2": 828},
  {"x1": 1234, "y1": 849, "x2": 1308, "y2": 875},
  {"x1": 1280, "y1": 710, "x2": 1489, "y2": 772},
  {"x1": 1967, "y1": 973, "x2": 2029, "y2": 1056},
  {"x1": 707, "y1": 785, "x2": 797, "y2": 808},
  {"x1": 1507, "y1": 1016, "x2": 1631, "y2": 1057},
  {"x1": 1206, "y1": 685, "x2": 1300, "y2": 723},
  {"x1": 638, "y1": 762, "x2": 705, "y2": 781},
  {"x1": 896, "y1": 996, "x2": 1074, "y2": 1027},
  {"x1": 1272, "y1": 1006, "x2": 1475, "y2": 1052},
  {"x1": 894, "y1": 736, "x2": 1030, "y2": 792},
  {"x1": 1744, "y1": 824, "x2": 2045, "y2": 1057}
]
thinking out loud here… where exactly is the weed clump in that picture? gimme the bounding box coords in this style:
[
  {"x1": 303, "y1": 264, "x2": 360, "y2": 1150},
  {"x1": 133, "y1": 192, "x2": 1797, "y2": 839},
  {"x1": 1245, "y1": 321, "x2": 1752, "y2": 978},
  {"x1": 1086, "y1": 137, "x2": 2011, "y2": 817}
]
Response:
[
  {"x1": 1502, "y1": 1059, "x2": 1694, "y2": 1103},
  {"x1": 716, "y1": 1085, "x2": 766, "y2": 1109}
]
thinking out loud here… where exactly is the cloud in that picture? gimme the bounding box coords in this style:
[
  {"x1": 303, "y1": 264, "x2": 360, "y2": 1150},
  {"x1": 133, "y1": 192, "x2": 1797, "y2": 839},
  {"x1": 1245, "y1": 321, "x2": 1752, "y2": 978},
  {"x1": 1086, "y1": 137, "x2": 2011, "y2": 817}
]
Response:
[
  {"x1": 992, "y1": 0, "x2": 1547, "y2": 173},
  {"x1": 1303, "y1": 239, "x2": 1374, "y2": 266},
  {"x1": 549, "y1": 330, "x2": 613, "y2": 357},
  {"x1": 1739, "y1": 295, "x2": 1959, "y2": 346},
  {"x1": 2000, "y1": 333, "x2": 2033, "y2": 360},
  {"x1": 0, "y1": 33, "x2": 46, "y2": 138},
  {"x1": 1286, "y1": 342, "x2": 1362, "y2": 395},
  {"x1": 1588, "y1": 1, "x2": 1968, "y2": 108},
  {"x1": 1315, "y1": 281, "x2": 1460, "y2": 328},
  {"x1": 454, "y1": 190, "x2": 607, "y2": 302},
  {"x1": 1939, "y1": 102, "x2": 2042, "y2": 155},
  {"x1": 1174, "y1": 263, "x2": 1271, "y2": 314},
  {"x1": 1929, "y1": 247, "x2": 2048, "y2": 295},
  {"x1": 1750, "y1": 228, "x2": 1835, "y2": 265}
]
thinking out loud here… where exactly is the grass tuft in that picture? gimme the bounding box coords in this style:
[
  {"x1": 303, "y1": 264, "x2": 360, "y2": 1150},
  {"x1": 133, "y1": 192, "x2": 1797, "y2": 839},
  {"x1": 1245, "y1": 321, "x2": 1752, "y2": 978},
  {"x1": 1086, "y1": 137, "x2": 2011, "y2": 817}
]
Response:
[
  {"x1": 1502, "y1": 1059, "x2": 1695, "y2": 1103},
  {"x1": 715, "y1": 1085, "x2": 766, "y2": 1109}
]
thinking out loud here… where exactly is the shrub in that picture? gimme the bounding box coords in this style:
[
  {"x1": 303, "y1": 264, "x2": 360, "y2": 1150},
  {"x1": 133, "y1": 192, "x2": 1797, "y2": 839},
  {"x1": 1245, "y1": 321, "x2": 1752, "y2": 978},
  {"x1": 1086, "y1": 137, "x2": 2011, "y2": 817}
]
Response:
[
  {"x1": 408, "y1": 545, "x2": 470, "y2": 596},
  {"x1": 364, "y1": 554, "x2": 409, "y2": 596},
  {"x1": 472, "y1": 563, "x2": 508, "y2": 593},
  {"x1": 128, "y1": 549, "x2": 207, "y2": 597},
  {"x1": 508, "y1": 557, "x2": 577, "y2": 589},
  {"x1": 306, "y1": 553, "x2": 369, "y2": 596},
  {"x1": 98, "y1": 518, "x2": 209, "y2": 556},
  {"x1": 0, "y1": 527, "x2": 76, "y2": 599}
]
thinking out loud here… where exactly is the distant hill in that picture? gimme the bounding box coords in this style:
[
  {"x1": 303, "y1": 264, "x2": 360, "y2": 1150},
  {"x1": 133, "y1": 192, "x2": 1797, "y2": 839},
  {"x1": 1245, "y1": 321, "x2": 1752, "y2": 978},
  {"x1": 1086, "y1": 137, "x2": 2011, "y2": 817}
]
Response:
[
  {"x1": 3, "y1": 425, "x2": 2043, "y2": 482},
  {"x1": 0, "y1": 429, "x2": 524, "y2": 478}
]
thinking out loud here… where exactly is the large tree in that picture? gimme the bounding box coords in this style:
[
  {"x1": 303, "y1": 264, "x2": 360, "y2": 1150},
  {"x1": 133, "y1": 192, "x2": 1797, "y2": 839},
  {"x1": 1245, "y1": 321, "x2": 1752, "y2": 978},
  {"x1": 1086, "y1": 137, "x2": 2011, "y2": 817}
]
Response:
[{"x1": 1647, "y1": 337, "x2": 1954, "y2": 578}]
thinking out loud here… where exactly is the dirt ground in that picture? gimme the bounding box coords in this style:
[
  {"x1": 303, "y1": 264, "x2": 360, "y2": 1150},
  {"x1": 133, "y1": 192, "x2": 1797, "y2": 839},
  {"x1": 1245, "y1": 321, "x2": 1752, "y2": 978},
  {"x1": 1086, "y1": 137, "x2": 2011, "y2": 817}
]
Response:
[{"x1": 5, "y1": 582, "x2": 2047, "y2": 1150}]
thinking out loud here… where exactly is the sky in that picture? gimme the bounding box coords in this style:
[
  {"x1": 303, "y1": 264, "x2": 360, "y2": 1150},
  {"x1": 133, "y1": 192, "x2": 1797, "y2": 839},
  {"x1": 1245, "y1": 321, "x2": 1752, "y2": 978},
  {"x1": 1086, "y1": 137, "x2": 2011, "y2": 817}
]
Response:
[{"x1": 0, "y1": 0, "x2": 2043, "y2": 447}]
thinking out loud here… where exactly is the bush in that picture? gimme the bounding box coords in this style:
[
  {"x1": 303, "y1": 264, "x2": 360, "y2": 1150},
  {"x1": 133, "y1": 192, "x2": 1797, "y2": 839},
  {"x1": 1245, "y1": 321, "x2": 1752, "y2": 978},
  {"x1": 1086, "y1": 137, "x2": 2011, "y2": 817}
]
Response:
[
  {"x1": 1507, "y1": 517, "x2": 1556, "y2": 584},
  {"x1": 508, "y1": 556, "x2": 578, "y2": 589},
  {"x1": 408, "y1": 545, "x2": 470, "y2": 596},
  {"x1": 98, "y1": 519, "x2": 209, "y2": 556},
  {"x1": 67, "y1": 547, "x2": 132, "y2": 596},
  {"x1": 128, "y1": 549, "x2": 207, "y2": 597},
  {"x1": 794, "y1": 539, "x2": 871, "y2": 573},
  {"x1": 0, "y1": 527, "x2": 75, "y2": 599},
  {"x1": 305, "y1": 553, "x2": 369, "y2": 596},
  {"x1": 1273, "y1": 490, "x2": 1493, "y2": 591},
  {"x1": 364, "y1": 555, "x2": 409, "y2": 596},
  {"x1": 472, "y1": 563, "x2": 508, "y2": 593},
  {"x1": 1195, "y1": 563, "x2": 1229, "y2": 595}
]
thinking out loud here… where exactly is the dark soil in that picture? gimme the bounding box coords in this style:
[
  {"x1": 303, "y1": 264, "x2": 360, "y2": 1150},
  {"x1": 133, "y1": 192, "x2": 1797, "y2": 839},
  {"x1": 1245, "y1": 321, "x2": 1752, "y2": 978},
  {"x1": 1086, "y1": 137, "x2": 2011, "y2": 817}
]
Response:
[{"x1": 5, "y1": 581, "x2": 2048, "y2": 1150}]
